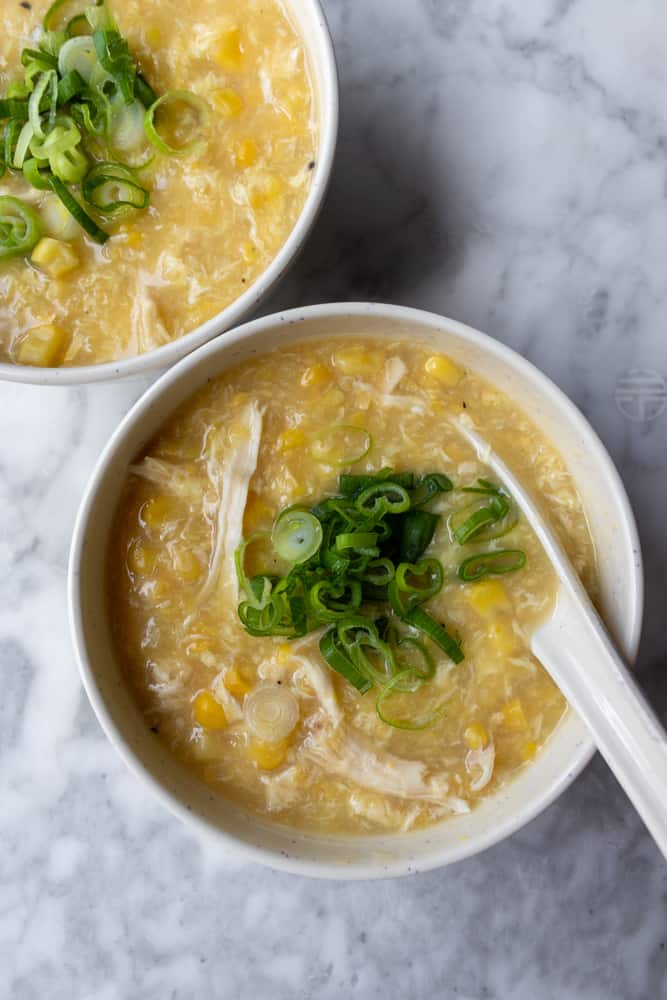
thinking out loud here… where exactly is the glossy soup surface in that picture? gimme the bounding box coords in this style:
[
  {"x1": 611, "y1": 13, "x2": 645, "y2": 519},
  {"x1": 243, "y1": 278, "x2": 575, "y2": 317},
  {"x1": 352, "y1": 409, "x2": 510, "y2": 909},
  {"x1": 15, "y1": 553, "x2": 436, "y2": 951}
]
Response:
[
  {"x1": 0, "y1": 0, "x2": 315, "y2": 367},
  {"x1": 108, "y1": 338, "x2": 597, "y2": 835}
]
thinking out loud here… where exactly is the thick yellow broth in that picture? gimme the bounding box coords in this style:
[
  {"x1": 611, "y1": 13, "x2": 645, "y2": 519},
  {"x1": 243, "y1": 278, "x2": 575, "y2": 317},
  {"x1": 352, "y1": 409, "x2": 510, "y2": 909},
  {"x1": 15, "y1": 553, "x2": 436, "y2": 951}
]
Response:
[
  {"x1": 0, "y1": 0, "x2": 316, "y2": 366},
  {"x1": 108, "y1": 338, "x2": 597, "y2": 836}
]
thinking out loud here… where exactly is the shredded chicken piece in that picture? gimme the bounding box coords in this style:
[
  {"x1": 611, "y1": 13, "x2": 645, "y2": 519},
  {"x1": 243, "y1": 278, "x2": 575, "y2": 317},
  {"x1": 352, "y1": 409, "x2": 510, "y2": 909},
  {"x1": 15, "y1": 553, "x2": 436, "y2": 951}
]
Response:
[
  {"x1": 302, "y1": 724, "x2": 469, "y2": 811},
  {"x1": 132, "y1": 275, "x2": 171, "y2": 353},
  {"x1": 349, "y1": 790, "x2": 422, "y2": 832},
  {"x1": 261, "y1": 765, "x2": 304, "y2": 812},
  {"x1": 129, "y1": 456, "x2": 203, "y2": 501},
  {"x1": 210, "y1": 670, "x2": 244, "y2": 723},
  {"x1": 381, "y1": 356, "x2": 407, "y2": 394},
  {"x1": 465, "y1": 740, "x2": 496, "y2": 792},
  {"x1": 198, "y1": 400, "x2": 263, "y2": 606},
  {"x1": 291, "y1": 654, "x2": 343, "y2": 726}
]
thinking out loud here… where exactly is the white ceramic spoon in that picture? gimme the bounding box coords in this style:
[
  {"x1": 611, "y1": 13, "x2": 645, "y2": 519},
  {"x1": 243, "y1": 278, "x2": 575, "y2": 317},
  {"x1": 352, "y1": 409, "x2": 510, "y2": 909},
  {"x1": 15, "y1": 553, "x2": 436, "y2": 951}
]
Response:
[{"x1": 453, "y1": 416, "x2": 667, "y2": 860}]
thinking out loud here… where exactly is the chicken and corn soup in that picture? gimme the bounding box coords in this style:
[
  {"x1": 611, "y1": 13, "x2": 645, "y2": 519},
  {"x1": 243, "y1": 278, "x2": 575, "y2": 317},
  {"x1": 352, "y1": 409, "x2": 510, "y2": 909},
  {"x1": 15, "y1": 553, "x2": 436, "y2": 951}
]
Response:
[
  {"x1": 0, "y1": 0, "x2": 316, "y2": 367},
  {"x1": 109, "y1": 339, "x2": 597, "y2": 835}
]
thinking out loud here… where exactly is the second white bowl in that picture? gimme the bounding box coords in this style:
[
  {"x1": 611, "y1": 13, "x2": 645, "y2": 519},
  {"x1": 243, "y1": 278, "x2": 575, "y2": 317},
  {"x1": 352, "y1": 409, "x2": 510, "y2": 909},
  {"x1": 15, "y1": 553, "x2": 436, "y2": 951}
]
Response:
[{"x1": 68, "y1": 303, "x2": 643, "y2": 878}]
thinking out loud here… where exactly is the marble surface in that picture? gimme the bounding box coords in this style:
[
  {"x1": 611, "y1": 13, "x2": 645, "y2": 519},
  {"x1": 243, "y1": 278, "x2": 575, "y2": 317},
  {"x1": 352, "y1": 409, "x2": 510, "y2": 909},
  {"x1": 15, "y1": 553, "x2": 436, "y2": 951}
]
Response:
[{"x1": 1, "y1": 0, "x2": 666, "y2": 996}]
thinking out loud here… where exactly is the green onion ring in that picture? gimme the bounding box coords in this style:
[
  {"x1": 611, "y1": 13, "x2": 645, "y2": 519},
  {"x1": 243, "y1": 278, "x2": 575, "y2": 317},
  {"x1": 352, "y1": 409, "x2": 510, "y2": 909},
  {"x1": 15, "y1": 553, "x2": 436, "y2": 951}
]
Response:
[
  {"x1": 457, "y1": 549, "x2": 526, "y2": 582},
  {"x1": 0, "y1": 196, "x2": 43, "y2": 259},
  {"x1": 82, "y1": 161, "x2": 150, "y2": 215},
  {"x1": 144, "y1": 90, "x2": 211, "y2": 157}
]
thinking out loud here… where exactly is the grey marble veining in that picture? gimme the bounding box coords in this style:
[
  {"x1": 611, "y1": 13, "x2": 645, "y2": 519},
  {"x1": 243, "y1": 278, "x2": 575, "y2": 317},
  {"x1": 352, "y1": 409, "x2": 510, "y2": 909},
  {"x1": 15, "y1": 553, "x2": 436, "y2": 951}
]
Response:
[{"x1": 1, "y1": 1, "x2": 666, "y2": 998}]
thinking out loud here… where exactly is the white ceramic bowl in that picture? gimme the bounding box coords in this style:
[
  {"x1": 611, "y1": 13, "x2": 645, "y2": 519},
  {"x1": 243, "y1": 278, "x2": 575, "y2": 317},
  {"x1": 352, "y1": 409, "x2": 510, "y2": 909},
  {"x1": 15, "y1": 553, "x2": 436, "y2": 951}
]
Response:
[
  {"x1": 1, "y1": 1, "x2": 338, "y2": 386},
  {"x1": 68, "y1": 303, "x2": 643, "y2": 878}
]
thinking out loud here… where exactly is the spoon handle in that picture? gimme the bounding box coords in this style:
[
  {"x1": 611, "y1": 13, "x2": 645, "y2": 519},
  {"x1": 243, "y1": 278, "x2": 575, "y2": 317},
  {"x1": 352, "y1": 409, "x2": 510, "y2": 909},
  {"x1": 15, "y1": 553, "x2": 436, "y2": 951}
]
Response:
[{"x1": 533, "y1": 590, "x2": 667, "y2": 860}]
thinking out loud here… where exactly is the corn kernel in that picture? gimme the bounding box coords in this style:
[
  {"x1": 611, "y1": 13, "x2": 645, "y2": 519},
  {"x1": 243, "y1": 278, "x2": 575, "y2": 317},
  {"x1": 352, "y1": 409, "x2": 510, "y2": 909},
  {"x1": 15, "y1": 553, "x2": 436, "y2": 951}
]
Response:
[
  {"x1": 521, "y1": 740, "x2": 537, "y2": 761},
  {"x1": 424, "y1": 354, "x2": 463, "y2": 387},
  {"x1": 15, "y1": 324, "x2": 67, "y2": 367},
  {"x1": 466, "y1": 579, "x2": 510, "y2": 617},
  {"x1": 145, "y1": 24, "x2": 161, "y2": 46},
  {"x1": 235, "y1": 138, "x2": 258, "y2": 168},
  {"x1": 247, "y1": 738, "x2": 288, "y2": 770},
  {"x1": 277, "y1": 643, "x2": 291, "y2": 665},
  {"x1": 213, "y1": 27, "x2": 243, "y2": 71},
  {"x1": 332, "y1": 346, "x2": 383, "y2": 376},
  {"x1": 300, "y1": 363, "x2": 331, "y2": 388},
  {"x1": 127, "y1": 542, "x2": 156, "y2": 575},
  {"x1": 241, "y1": 240, "x2": 257, "y2": 264},
  {"x1": 348, "y1": 410, "x2": 369, "y2": 427},
  {"x1": 249, "y1": 172, "x2": 283, "y2": 208},
  {"x1": 212, "y1": 87, "x2": 244, "y2": 117},
  {"x1": 487, "y1": 621, "x2": 517, "y2": 657},
  {"x1": 119, "y1": 224, "x2": 143, "y2": 248},
  {"x1": 172, "y1": 548, "x2": 202, "y2": 581},
  {"x1": 140, "y1": 495, "x2": 178, "y2": 531},
  {"x1": 464, "y1": 723, "x2": 488, "y2": 750},
  {"x1": 502, "y1": 698, "x2": 527, "y2": 730},
  {"x1": 193, "y1": 690, "x2": 227, "y2": 730},
  {"x1": 224, "y1": 666, "x2": 252, "y2": 697},
  {"x1": 31, "y1": 237, "x2": 79, "y2": 278},
  {"x1": 279, "y1": 426, "x2": 307, "y2": 451},
  {"x1": 243, "y1": 492, "x2": 272, "y2": 531}
]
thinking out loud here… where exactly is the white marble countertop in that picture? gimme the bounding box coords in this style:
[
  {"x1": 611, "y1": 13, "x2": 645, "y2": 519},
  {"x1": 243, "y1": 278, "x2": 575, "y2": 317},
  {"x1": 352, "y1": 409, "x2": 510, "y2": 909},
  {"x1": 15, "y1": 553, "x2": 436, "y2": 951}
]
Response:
[{"x1": 2, "y1": 1, "x2": 666, "y2": 997}]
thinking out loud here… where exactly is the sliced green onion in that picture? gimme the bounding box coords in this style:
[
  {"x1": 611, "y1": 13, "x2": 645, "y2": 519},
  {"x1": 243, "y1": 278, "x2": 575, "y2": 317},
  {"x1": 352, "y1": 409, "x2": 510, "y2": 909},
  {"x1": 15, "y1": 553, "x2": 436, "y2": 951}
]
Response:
[
  {"x1": 309, "y1": 579, "x2": 362, "y2": 622},
  {"x1": 395, "y1": 558, "x2": 444, "y2": 601},
  {"x1": 411, "y1": 473, "x2": 453, "y2": 507},
  {"x1": 457, "y1": 549, "x2": 526, "y2": 582},
  {"x1": 66, "y1": 13, "x2": 93, "y2": 38},
  {"x1": 234, "y1": 532, "x2": 272, "y2": 607},
  {"x1": 450, "y1": 494, "x2": 510, "y2": 545},
  {"x1": 0, "y1": 196, "x2": 43, "y2": 259},
  {"x1": 4, "y1": 120, "x2": 23, "y2": 171},
  {"x1": 57, "y1": 69, "x2": 88, "y2": 104},
  {"x1": 335, "y1": 531, "x2": 378, "y2": 553},
  {"x1": 359, "y1": 557, "x2": 395, "y2": 586},
  {"x1": 396, "y1": 635, "x2": 436, "y2": 680},
  {"x1": 23, "y1": 158, "x2": 52, "y2": 190},
  {"x1": 13, "y1": 121, "x2": 34, "y2": 169},
  {"x1": 311, "y1": 424, "x2": 373, "y2": 466},
  {"x1": 403, "y1": 606, "x2": 464, "y2": 664},
  {"x1": 336, "y1": 618, "x2": 397, "y2": 687},
  {"x1": 82, "y1": 161, "x2": 149, "y2": 215},
  {"x1": 93, "y1": 30, "x2": 136, "y2": 104},
  {"x1": 57, "y1": 36, "x2": 100, "y2": 84},
  {"x1": 376, "y1": 670, "x2": 448, "y2": 730},
  {"x1": 134, "y1": 72, "x2": 157, "y2": 109},
  {"x1": 47, "y1": 174, "x2": 109, "y2": 243},
  {"x1": 461, "y1": 478, "x2": 503, "y2": 496},
  {"x1": 338, "y1": 469, "x2": 414, "y2": 496},
  {"x1": 85, "y1": 1, "x2": 117, "y2": 32},
  {"x1": 107, "y1": 97, "x2": 148, "y2": 153},
  {"x1": 0, "y1": 98, "x2": 29, "y2": 122},
  {"x1": 399, "y1": 509, "x2": 439, "y2": 563},
  {"x1": 271, "y1": 509, "x2": 323, "y2": 564},
  {"x1": 44, "y1": 0, "x2": 87, "y2": 32},
  {"x1": 6, "y1": 81, "x2": 31, "y2": 100},
  {"x1": 320, "y1": 629, "x2": 372, "y2": 694},
  {"x1": 354, "y1": 482, "x2": 411, "y2": 518},
  {"x1": 28, "y1": 71, "x2": 58, "y2": 139},
  {"x1": 22, "y1": 48, "x2": 59, "y2": 73},
  {"x1": 144, "y1": 89, "x2": 211, "y2": 157}
]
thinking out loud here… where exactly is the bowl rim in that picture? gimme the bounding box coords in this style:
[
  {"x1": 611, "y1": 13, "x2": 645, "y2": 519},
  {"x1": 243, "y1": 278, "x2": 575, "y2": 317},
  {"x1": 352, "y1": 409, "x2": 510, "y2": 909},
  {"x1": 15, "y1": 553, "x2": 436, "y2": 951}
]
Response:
[
  {"x1": 68, "y1": 302, "x2": 644, "y2": 879},
  {"x1": 0, "y1": 0, "x2": 339, "y2": 387}
]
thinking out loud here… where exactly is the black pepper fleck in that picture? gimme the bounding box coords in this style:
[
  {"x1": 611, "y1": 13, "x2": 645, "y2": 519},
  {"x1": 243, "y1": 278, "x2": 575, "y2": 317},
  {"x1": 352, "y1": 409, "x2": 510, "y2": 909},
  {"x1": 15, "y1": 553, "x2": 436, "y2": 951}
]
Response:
[
  {"x1": 307, "y1": 160, "x2": 315, "y2": 170},
  {"x1": 150, "y1": 724, "x2": 159, "y2": 733},
  {"x1": 20, "y1": 2, "x2": 32, "y2": 9},
  {"x1": 462, "y1": 401, "x2": 467, "y2": 408}
]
